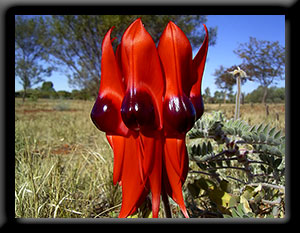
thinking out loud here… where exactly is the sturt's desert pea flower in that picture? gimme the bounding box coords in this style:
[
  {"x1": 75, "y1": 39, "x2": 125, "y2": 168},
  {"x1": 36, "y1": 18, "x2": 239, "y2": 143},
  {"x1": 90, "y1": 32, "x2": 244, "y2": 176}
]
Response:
[{"x1": 91, "y1": 18, "x2": 208, "y2": 218}]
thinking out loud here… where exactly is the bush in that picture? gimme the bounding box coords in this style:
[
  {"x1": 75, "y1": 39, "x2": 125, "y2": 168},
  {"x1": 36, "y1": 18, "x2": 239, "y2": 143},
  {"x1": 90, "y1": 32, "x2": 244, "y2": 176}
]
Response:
[{"x1": 53, "y1": 101, "x2": 70, "y2": 111}]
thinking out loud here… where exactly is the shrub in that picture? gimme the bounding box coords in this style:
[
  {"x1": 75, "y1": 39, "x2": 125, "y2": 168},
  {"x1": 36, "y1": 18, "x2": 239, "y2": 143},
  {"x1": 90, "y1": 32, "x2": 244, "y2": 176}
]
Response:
[{"x1": 53, "y1": 101, "x2": 70, "y2": 111}]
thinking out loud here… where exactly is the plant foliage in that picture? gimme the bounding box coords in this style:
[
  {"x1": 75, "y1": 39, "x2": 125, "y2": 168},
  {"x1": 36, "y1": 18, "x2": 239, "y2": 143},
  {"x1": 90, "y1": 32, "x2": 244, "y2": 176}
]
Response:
[{"x1": 186, "y1": 111, "x2": 285, "y2": 218}]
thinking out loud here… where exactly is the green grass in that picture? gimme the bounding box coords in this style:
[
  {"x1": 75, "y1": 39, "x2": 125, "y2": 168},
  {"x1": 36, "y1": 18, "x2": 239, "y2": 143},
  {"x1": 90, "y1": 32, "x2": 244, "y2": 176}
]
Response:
[{"x1": 15, "y1": 98, "x2": 285, "y2": 218}]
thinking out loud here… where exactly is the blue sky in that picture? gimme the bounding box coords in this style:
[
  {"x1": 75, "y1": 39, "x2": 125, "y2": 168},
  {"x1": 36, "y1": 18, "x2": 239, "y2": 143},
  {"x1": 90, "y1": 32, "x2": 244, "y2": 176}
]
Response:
[
  {"x1": 201, "y1": 15, "x2": 285, "y2": 94},
  {"x1": 15, "y1": 15, "x2": 285, "y2": 94}
]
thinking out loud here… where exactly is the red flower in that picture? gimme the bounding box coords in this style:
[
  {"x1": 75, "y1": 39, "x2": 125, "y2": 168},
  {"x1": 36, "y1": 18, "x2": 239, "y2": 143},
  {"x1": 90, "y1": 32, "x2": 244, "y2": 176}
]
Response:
[{"x1": 91, "y1": 18, "x2": 208, "y2": 218}]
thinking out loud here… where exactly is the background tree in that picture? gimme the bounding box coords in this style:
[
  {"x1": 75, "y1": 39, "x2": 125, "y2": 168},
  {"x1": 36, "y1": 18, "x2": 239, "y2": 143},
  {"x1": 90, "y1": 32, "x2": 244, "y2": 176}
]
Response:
[
  {"x1": 40, "y1": 81, "x2": 55, "y2": 92},
  {"x1": 213, "y1": 65, "x2": 236, "y2": 104},
  {"x1": 15, "y1": 16, "x2": 54, "y2": 102},
  {"x1": 245, "y1": 86, "x2": 285, "y2": 104},
  {"x1": 213, "y1": 91, "x2": 224, "y2": 104},
  {"x1": 40, "y1": 15, "x2": 217, "y2": 97},
  {"x1": 271, "y1": 87, "x2": 285, "y2": 103},
  {"x1": 214, "y1": 64, "x2": 249, "y2": 105},
  {"x1": 227, "y1": 90, "x2": 236, "y2": 103},
  {"x1": 56, "y1": 90, "x2": 72, "y2": 99},
  {"x1": 234, "y1": 37, "x2": 285, "y2": 104},
  {"x1": 203, "y1": 87, "x2": 212, "y2": 104},
  {"x1": 38, "y1": 81, "x2": 57, "y2": 99}
]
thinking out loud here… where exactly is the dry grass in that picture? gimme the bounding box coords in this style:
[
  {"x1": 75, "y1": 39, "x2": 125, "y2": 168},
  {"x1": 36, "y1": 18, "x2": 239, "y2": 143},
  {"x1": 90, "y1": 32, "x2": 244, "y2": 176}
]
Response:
[
  {"x1": 15, "y1": 98, "x2": 285, "y2": 218},
  {"x1": 15, "y1": 98, "x2": 122, "y2": 218},
  {"x1": 204, "y1": 103, "x2": 285, "y2": 133}
]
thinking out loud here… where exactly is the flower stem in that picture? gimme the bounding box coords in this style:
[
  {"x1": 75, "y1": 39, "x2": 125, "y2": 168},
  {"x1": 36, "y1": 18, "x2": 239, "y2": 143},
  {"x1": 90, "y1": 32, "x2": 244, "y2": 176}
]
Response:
[{"x1": 235, "y1": 75, "x2": 241, "y2": 120}]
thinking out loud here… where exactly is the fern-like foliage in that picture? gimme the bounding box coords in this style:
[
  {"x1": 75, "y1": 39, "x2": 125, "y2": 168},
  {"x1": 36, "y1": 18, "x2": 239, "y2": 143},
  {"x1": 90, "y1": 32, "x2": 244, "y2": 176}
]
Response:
[{"x1": 186, "y1": 111, "x2": 285, "y2": 218}]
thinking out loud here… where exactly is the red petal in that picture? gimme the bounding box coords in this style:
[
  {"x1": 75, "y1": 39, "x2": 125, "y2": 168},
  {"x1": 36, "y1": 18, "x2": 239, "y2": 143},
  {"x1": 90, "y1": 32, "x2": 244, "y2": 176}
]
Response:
[
  {"x1": 106, "y1": 135, "x2": 125, "y2": 185},
  {"x1": 141, "y1": 133, "x2": 163, "y2": 218},
  {"x1": 118, "y1": 135, "x2": 149, "y2": 218},
  {"x1": 91, "y1": 27, "x2": 129, "y2": 136},
  {"x1": 163, "y1": 138, "x2": 189, "y2": 218},
  {"x1": 120, "y1": 18, "x2": 164, "y2": 134},
  {"x1": 158, "y1": 21, "x2": 196, "y2": 137},
  {"x1": 115, "y1": 43, "x2": 123, "y2": 82},
  {"x1": 164, "y1": 138, "x2": 188, "y2": 183},
  {"x1": 190, "y1": 24, "x2": 209, "y2": 120},
  {"x1": 158, "y1": 21, "x2": 193, "y2": 97}
]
